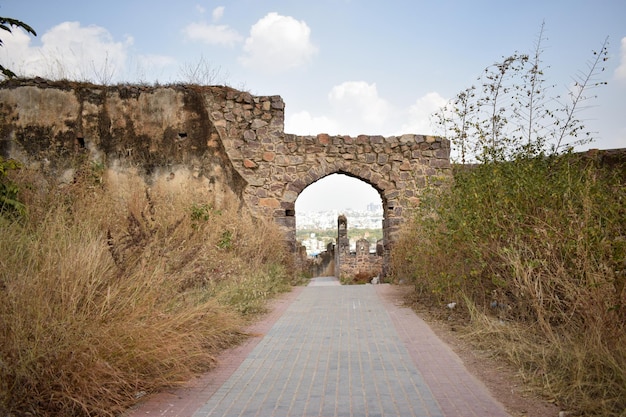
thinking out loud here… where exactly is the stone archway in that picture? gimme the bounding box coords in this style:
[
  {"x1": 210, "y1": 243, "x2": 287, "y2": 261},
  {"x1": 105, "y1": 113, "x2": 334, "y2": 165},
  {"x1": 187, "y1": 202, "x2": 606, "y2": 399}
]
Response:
[
  {"x1": 200, "y1": 91, "x2": 452, "y2": 275},
  {"x1": 295, "y1": 172, "x2": 387, "y2": 278},
  {"x1": 228, "y1": 131, "x2": 452, "y2": 276}
]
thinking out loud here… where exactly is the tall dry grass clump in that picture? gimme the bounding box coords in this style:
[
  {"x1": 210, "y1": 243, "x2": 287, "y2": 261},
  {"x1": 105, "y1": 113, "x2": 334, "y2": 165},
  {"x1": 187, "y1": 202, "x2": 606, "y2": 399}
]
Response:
[
  {"x1": 392, "y1": 155, "x2": 625, "y2": 415},
  {"x1": 392, "y1": 31, "x2": 625, "y2": 416},
  {"x1": 0, "y1": 163, "x2": 292, "y2": 416}
]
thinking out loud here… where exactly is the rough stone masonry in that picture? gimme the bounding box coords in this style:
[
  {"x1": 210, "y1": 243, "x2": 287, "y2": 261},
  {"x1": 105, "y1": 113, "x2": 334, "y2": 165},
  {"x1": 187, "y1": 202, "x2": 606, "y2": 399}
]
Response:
[{"x1": 0, "y1": 78, "x2": 452, "y2": 273}]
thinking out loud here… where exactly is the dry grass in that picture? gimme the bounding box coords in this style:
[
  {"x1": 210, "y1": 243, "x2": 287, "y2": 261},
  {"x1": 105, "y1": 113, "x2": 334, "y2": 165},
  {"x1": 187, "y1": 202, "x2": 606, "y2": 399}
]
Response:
[
  {"x1": 391, "y1": 154, "x2": 626, "y2": 416},
  {"x1": 0, "y1": 164, "x2": 292, "y2": 416},
  {"x1": 341, "y1": 270, "x2": 378, "y2": 285}
]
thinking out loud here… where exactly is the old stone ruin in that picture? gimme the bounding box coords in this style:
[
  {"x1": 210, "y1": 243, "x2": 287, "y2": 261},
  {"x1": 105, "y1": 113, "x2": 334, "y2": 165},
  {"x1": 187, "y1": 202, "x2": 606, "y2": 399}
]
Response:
[
  {"x1": 0, "y1": 78, "x2": 453, "y2": 276},
  {"x1": 335, "y1": 214, "x2": 383, "y2": 283},
  {"x1": 306, "y1": 214, "x2": 383, "y2": 283}
]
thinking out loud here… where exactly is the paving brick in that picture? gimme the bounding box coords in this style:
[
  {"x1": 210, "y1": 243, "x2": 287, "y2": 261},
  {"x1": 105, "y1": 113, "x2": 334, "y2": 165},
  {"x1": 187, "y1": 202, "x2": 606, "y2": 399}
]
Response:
[{"x1": 129, "y1": 278, "x2": 511, "y2": 417}]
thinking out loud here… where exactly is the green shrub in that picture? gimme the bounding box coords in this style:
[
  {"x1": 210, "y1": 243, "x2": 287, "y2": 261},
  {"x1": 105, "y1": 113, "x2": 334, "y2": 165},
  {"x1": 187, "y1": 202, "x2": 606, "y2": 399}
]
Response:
[
  {"x1": 0, "y1": 157, "x2": 25, "y2": 218},
  {"x1": 214, "y1": 263, "x2": 290, "y2": 316},
  {"x1": 394, "y1": 152, "x2": 625, "y2": 416},
  {"x1": 392, "y1": 28, "x2": 625, "y2": 415}
]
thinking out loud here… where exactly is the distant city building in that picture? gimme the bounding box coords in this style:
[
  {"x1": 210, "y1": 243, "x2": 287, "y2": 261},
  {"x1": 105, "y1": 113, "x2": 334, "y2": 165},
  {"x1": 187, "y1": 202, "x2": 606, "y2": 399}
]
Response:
[
  {"x1": 301, "y1": 236, "x2": 327, "y2": 256},
  {"x1": 297, "y1": 204, "x2": 383, "y2": 256},
  {"x1": 296, "y1": 205, "x2": 383, "y2": 231}
]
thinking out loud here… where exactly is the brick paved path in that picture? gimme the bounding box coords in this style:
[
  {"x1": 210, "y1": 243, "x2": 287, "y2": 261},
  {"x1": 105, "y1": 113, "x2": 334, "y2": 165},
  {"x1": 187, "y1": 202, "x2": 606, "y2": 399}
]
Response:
[{"x1": 129, "y1": 277, "x2": 510, "y2": 417}]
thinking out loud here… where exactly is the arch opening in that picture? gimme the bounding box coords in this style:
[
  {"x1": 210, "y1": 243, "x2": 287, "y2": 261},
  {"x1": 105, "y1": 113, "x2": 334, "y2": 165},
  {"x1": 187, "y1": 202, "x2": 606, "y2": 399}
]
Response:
[{"x1": 294, "y1": 173, "x2": 388, "y2": 281}]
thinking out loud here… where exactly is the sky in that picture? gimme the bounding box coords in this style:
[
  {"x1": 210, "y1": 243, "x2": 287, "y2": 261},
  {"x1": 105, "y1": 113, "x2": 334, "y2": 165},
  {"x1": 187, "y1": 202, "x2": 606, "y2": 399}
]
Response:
[{"x1": 1, "y1": 0, "x2": 625, "y2": 213}]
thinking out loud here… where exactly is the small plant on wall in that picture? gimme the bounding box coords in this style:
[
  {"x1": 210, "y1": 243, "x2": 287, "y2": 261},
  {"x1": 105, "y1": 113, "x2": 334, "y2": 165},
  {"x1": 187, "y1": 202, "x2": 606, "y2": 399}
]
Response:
[{"x1": 0, "y1": 157, "x2": 25, "y2": 218}]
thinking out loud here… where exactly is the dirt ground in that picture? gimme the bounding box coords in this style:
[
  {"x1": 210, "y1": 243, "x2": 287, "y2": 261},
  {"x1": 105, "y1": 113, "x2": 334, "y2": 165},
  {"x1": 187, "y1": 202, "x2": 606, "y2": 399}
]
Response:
[{"x1": 386, "y1": 285, "x2": 562, "y2": 417}]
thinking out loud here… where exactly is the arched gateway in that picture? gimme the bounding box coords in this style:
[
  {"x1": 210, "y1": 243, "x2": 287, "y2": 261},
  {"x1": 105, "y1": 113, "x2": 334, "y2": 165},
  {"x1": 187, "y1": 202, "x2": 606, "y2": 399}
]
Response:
[
  {"x1": 209, "y1": 91, "x2": 452, "y2": 274},
  {"x1": 0, "y1": 81, "x2": 451, "y2": 275}
]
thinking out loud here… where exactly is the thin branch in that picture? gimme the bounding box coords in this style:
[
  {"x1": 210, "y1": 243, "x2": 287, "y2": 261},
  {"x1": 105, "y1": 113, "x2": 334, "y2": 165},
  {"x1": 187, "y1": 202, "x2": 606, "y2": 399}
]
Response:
[{"x1": 554, "y1": 37, "x2": 609, "y2": 150}]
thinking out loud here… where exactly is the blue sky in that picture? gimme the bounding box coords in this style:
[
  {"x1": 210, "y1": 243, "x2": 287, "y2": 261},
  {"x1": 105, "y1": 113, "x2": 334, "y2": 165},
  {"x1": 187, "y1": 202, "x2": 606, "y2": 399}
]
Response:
[{"x1": 1, "y1": 0, "x2": 625, "y2": 212}]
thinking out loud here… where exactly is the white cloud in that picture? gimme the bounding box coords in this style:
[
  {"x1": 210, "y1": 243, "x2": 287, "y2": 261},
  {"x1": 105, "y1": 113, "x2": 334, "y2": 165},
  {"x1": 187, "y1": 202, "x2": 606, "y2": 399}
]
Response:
[
  {"x1": 212, "y1": 6, "x2": 225, "y2": 22},
  {"x1": 0, "y1": 25, "x2": 33, "y2": 67},
  {"x1": 615, "y1": 37, "x2": 626, "y2": 83},
  {"x1": 327, "y1": 81, "x2": 393, "y2": 133},
  {"x1": 285, "y1": 87, "x2": 445, "y2": 138},
  {"x1": 285, "y1": 110, "x2": 339, "y2": 135},
  {"x1": 239, "y1": 12, "x2": 318, "y2": 74},
  {"x1": 182, "y1": 6, "x2": 241, "y2": 47},
  {"x1": 195, "y1": 4, "x2": 206, "y2": 14},
  {"x1": 183, "y1": 22, "x2": 243, "y2": 47},
  {"x1": 1, "y1": 22, "x2": 132, "y2": 83},
  {"x1": 398, "y1": 91, "x2": 447, "y2": 135}
]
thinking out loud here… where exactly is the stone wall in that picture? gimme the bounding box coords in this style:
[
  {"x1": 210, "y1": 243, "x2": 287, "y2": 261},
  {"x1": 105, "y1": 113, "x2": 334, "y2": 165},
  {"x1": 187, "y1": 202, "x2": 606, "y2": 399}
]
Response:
[
  {"x1": 244, "y1": 133, "x2": 451, "y2": 247},
  {"x1": 0, "y1": 78, "x2": 453, "y2": 275},
  {"x1": 339, "y1": 238, "x2": 383, "y2": 282}
]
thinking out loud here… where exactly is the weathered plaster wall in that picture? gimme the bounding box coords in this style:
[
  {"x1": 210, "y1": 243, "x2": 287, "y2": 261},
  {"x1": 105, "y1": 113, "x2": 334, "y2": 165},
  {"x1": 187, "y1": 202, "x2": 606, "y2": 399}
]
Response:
[{"x1": 0, "y1": 79, "x2": 256, "y2": 204}]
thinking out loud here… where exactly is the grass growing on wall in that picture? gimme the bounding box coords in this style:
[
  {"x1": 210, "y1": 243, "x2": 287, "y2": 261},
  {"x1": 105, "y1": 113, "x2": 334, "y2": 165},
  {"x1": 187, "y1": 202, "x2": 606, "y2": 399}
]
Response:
[{"x1": 0, "y1": 164, "x2": 292, "y2": 417}]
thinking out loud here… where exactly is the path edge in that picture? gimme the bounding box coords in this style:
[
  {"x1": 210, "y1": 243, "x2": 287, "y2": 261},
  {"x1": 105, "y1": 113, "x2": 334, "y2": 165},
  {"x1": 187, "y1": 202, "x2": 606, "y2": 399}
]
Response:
[{"x1": 125, "y1": 285, "x2": 305, "y2": 417}]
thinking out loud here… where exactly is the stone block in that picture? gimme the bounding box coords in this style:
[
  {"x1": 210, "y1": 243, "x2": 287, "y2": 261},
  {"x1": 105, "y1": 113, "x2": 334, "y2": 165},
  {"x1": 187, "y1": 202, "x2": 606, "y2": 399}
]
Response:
[
  {"x1": 243, "y1": 159, "x2": 257, "y2": 168},
  {"x1": 243, "y1": 130, "x2": 256, "y2": 141},
  {"x1": 259, "y1": 197, "x2": 280, "y2": 208},
  {"x1": 435, "y1": 148, "x2": 450, "y2": 159},
  {"x1": 365, "y1": 153, "x2": 377, "y2": 163},
  {"x1": 283, "y1": 190, "x2": 298, "y2": 203},
  {"x1": 317, "y1": 133, "x2": 330, "y2": 145},
  {"x1": 247, "y1": 177, "x2": 266, "y2": 186},
  {"x1": 288, "y1": 155, "x2": 304, "y2": 165},
  {"x1": 250, "y1": 119, "x2": 268, "y2": 129},
  {"x1": 430, "y1": 159, "x2": 450, "y2": 168},
  {"x1": 270, "y1": 98, "x2": 284, "y2": 109}
]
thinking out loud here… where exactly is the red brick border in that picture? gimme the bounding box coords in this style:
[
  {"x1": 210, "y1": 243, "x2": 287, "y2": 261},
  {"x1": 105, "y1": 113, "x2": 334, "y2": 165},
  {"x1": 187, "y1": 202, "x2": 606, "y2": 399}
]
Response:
[
  {"x1": 125, "y1": 286, "x2": 304, "y2": 417},
  {"x1": 376, "y1": 284, "x2": 510, "y2": 417}
]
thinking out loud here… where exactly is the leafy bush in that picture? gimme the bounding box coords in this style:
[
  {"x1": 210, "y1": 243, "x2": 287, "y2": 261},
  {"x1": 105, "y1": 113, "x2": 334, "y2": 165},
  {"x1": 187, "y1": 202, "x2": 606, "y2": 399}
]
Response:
[
  {"x1": 0, "y1": 157, "x2": 25, "y2": 218},
  {"x1": 214, "y1": 264, "x2": 291, "y2": 315},
  {"x1": 392, "y1": 28, "x2": 625, "y2": 416}
]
